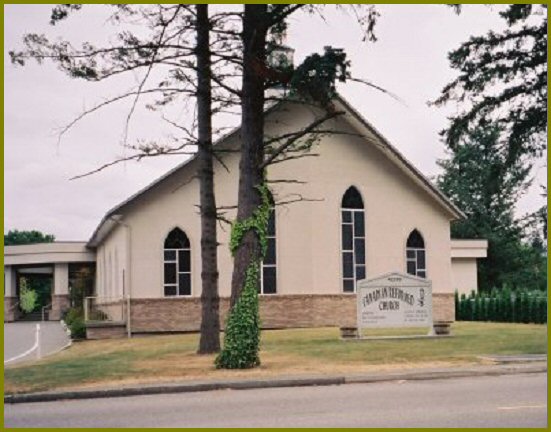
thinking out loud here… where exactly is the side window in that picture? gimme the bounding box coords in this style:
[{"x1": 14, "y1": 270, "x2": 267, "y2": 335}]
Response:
[
  {"x1": 261, "y1": 196, "x2": 277, "y2": 294},
  {"x1": 406, "y1": 229, "x2": 426, "y2": 278},
  {"x1": 341, "y1": 186, "x2": 366, "y2": 293},
  {"x1": 164, "y1": 228, "x2": 191, "y2": 296}
]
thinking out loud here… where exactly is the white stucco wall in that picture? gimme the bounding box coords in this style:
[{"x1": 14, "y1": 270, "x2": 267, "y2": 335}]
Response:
[
  {"x1": 4, "y1": 266, "x2": 17, "y2": 297},
  {"x1": 449, "y1": 240, "x2": 487, "y2": 296},
  {"x1": 96, "y1": 102, "x2": 457, "y2": 299},
  {"x1": 96, "y1": 224, "x2": 128, "y2": 299},
  {"x1": 451, "y1": 258, "x2": 479, "y2": 296},
  {"x1": 4, "y1": 242, "x2": 95, "y2": 266}
]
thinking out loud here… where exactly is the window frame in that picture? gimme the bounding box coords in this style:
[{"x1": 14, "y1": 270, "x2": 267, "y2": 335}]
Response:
[
  {"x1": 340, "y1": 187, "x2": 366, "y2": 294},
  {"x1": 405, "y1": 229, "x2": 427, "y2": 279},
  {"x1": 260, "y1": 207, "x2": 277, "y2": 295},
  {"x1": 163, "y1": 228, "x2": 192, "y2": 297}
]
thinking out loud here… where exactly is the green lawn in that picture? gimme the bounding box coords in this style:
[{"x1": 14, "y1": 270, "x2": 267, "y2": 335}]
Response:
[{"x1": 4, "y1": 322, "x2": 547, "y2": 394}]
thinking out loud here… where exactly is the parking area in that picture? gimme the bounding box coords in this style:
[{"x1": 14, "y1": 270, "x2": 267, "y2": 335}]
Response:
[{"x1": 4, "y1": 321, "x2": 70, "y2": 365}]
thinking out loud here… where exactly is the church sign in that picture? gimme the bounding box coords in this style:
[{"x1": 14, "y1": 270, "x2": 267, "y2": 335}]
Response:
[{"x1": 356, "y1": 272, "x2": 432, "y2": 332}]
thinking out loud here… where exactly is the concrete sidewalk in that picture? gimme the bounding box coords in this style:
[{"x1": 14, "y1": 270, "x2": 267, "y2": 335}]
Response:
[{"x1": 5, "y1": 361, "x2": 546, "y2": 404}]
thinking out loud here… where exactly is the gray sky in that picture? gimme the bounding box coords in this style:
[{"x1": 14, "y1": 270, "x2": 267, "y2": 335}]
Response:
[{"x1": 4, "y1": 4, "x2": 546, "y2": 241}]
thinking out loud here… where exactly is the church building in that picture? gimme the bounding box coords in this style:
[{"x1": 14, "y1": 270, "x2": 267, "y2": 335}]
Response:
[{"x1": 4, "y1": 95, "x2": 487, "y2": 337}]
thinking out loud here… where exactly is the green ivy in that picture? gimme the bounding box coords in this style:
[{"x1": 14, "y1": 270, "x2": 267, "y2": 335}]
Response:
[
  {"x1": 215, "y1": 261, "x2": 261, "y2": 369},
  {"x1": 217, "y1": 182, "x2": 272, "y2": 369},
  {"x1": 229, "y1": 184, "x2": 272, "y2": 257}
]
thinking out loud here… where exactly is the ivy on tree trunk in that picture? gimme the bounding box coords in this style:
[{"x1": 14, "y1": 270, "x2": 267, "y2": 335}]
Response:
[{"x1": 217, "y1": 5, "x2": 269, "y2": 369}]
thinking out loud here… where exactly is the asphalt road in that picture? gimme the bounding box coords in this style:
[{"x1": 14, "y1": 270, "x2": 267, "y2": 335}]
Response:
[
  {"x1": 4, "y1": 373, "x2": 547, "y2": 428},
  {"x1": 4, "y1": 322, "x2": 70, "y2": 364}
]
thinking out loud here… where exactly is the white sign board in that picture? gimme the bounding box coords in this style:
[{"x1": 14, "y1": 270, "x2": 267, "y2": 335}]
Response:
[{"x1": 357, "y1": 272, "x2": 432, "y2": 330}]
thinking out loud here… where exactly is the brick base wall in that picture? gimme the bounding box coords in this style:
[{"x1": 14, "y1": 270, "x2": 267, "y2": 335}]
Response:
[
  {"x1": 86, "y1": 323, "x2": 127, "y2": 339},
  {"x1": 50, "y1": 295, "x2": 70, "y2": 321},
  {"x1": 433, "y1": 293, "x2": 455, "y2": 322},
  {"x1": 4, "y1": 297, "x2": 19, "y2": 322},
  {"x1": 130, "y1": 293, "x2": 454, "y2": 333}
]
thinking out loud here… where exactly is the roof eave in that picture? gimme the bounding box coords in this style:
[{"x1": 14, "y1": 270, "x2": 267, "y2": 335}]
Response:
[{"x1": 334, "y1": 95, "x2": 466, "y2": 221}]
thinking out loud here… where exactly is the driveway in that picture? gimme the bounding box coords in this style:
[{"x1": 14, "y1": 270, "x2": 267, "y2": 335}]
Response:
[{"x1": 4, "y1": 322, "x2": 70, "y2": 365}]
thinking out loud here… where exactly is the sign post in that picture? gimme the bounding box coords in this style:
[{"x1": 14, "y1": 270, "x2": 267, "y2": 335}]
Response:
[{"x1": 356, "y1": 272, "x2": 433, "y2": 338}]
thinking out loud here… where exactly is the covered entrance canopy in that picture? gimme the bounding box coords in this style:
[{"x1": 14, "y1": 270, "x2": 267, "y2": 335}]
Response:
[{"x1": 4, "y1": 242, "x2": 96, "y2": 321}]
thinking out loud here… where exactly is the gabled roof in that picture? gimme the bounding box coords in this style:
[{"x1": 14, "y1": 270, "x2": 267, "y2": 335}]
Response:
[
  {"x1": 88, "y1": 94, "x2": 464, "y2": 247},
  {"x1": 333, "y1": 96, "x2": 465, "y2": 220},
  {"x1": 87, "y1": 117, "x2": 244, "y2": 248}
]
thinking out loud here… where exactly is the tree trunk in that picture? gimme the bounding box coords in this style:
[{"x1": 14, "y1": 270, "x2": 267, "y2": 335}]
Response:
[
  {"x1": 196, "y1": 3, "x2": 220, "y2": 354},
  {"x1": 230, "y1": 5, "x2": 269, "y2": 307}
]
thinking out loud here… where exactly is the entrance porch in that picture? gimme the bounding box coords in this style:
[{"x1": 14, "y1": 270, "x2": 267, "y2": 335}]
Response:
[{"x1": 4, "y1": 242, "x2": 95, "y2": 322}]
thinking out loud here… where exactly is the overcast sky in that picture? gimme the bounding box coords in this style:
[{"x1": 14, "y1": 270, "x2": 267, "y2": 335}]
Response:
[{"x1": 4, "y1": 4, "x2": 547, "y2": 241}]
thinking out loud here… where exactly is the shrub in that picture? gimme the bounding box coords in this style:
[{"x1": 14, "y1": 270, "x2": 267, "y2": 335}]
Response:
[
  {"x1": 522, "y1": 294, "x2": 536, "y2": 323},
  {"x1": 481, "y1": 297, "x2": 488, "y2": 321},
  {"x1": 468, "y1": 299, "x2": 474, "y2": 321},
  {"x1": 19, "y1": 279, "x2": 38, "y2": 313},
  {"x1": 453, "y1": 288, "x2": 546, "y2": 324},
  {"x1": 454, "y1": 290, "x2": 459, "y2": 320},
  {"x1": 64, "y1": 307, "x2": 83, "y2": 326},
  {"x1": 500, "y1": 289, "x2": 511, "y2": 322},
  {"x1": 493, "y1": 296, "x2": 500, "y2": 322},
  {"x1": 488, "y1": 297, "x2": 499, "y2": 321},
  {"x1": 458, "y1": 294, "x2": 467, "y2": 321},
  {"x1": 69, "y1": 316, "x2": 86, "y2": 339},
  {"x1": 471, "y1": 298, "x2": 478, "y2": 321},
  {"x1": 539, "y1": 297, "x2": 547, "y2": 324}
]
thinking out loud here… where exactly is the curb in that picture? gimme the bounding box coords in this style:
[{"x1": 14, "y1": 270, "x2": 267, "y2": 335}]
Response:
[
  {"x1": 4, "y1": 377, "x2": 345, "y2": 404},
  {"x1": 57, "y1": 320, "x2": 73, "y2": 353},
  {"x1": 5, "y1": 363, "x2": 546, "y2": 404},
  {"x1": 344, "y1": 363, "x2": 547, "y2": 384}
]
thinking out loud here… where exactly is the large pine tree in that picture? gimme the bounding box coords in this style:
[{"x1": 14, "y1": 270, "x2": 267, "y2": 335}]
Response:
[
  {"x1": 437, "y1": 126, "x2": 545, "y2": 291},
  {"x1": 433, "y1": 4, "x2": 547, "y2": 168}
]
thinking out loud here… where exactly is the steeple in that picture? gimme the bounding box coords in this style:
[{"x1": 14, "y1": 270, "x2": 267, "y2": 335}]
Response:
[
  {"x1": 268, "y1": 29, "x2": 294, "y2": 70},
  {"x1": 266, "y1": 30, "x2": 295, "y2": 99}
]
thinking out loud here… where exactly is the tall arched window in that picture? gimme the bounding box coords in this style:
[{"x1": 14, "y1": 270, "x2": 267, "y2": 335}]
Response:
[
  {"x1": 107, "y1": 251, "x2": 112, "y2": 297},
  {"x1": 406, "y1": 229, "x2": 426, "y2": 278},
  {"x1": 341, "y1": 186, "x2": 365, "y2": 292},
  {"x1": 164, "y1": 228, "x2": 191, "y2": 296},
  {"x1": 261, "y1": 195, "x2": 277, "y2": 294}
]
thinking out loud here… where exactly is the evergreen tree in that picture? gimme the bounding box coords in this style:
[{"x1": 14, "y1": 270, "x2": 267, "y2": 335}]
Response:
[
  {"x1": 433, "y1": 5, "x2": 547, "y2": 169},
  {"x1": 4, "y1": 229, "x2": 55, "y2": 245},
  {"x1": 437, "y1": 126, "x2": 541, "y2": 291}
]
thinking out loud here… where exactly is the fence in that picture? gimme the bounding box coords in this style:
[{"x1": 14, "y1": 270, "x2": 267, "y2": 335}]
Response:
[
  {"x1": 455, "y1": 289, "x2": 547, "y2": 324},
  {"x1": 84, "y1": 296, "x2": 127, "y2": 323}
]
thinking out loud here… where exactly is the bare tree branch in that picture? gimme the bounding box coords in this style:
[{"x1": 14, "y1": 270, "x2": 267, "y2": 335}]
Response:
[
  {"x1": 349, "y1": 77, "x2": 406, "y2": 105},
  {"x1": 55, "y1": 87, "x2": 191, "y2": 145},
  {"x1": 266, "y1": 179, "x2": 307, "y2": 185},
  {"x1": 267, "y1": 153, "x2": 320, "y2": 166},
  {"x1": 275, "y1": 195, "x2": 324, "y2": 207},
  {"x1": 261, "y1": 110, "x2": 344, "y2": 169},
  {"x1": 71, "y1": 141, "x2": 195, "y2": 180},
  {"x1": 122, "y1": 5, "x2": 184, "y2": 146}
]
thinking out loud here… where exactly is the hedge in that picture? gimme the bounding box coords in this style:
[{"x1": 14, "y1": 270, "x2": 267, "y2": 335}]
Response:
[{"x1": 455, "y1": 288, "x2": 547, "y2": 324}]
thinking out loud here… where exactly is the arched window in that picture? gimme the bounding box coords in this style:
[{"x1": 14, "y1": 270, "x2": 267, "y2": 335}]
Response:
[
  {"x1": 406, "y1": 229, "x2": 426, "y2": 278},
  {"x1": 164, "y1": 228, "x2": 191, "y2": 296},
  {"x1": 261, "y1": 195, "x2": 277, "y2": 294},
  {"x1": 107, "y1": 251, "x2": 112, "y2": 297},
  {"x1": 341, "y1": 186, "x2": 365, "y2": 292},
  {"x1": 114, "y1": 249, "x2": 119, "y2": 296}
]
